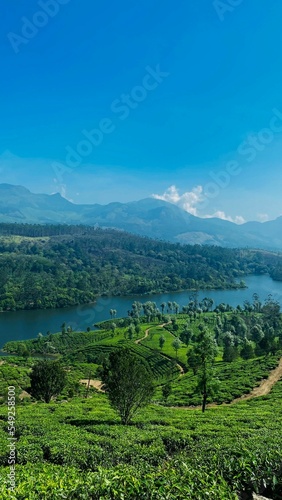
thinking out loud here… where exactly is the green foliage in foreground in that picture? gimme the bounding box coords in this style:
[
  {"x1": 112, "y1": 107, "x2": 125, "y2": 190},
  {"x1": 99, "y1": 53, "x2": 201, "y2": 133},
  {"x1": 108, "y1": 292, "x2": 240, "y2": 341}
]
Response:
[
  {"x1": 0, "y1": 383, "x2": 282, "y2": 498},
  {"x1": 0, "y1": 462, "x2": 237, "y2": 499},
  {"x1": 1, "y1": 306, "x2": 282, "y2": 497}
]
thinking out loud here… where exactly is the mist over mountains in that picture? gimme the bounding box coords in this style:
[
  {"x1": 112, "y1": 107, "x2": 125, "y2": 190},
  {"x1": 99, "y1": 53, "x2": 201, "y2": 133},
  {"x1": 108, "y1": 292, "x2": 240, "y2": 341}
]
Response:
[{"x1": 0, "y1": 183, "x2": 281, "y2": 250}]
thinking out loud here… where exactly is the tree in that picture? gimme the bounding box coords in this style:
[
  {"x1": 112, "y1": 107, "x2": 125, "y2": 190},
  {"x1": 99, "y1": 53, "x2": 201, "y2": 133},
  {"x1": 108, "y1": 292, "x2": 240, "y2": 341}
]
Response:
[
  {"x1": 240, "y1": 338, "x2": 255, "y2": 360},
  {"x1": 172, "y1": 338, "x2": 181, "y2": 359},
  {"x1": 180, "y1": 327, "x2": 193, "y2": 346},
  {"x1": 142, "y1": 301, "x2": 157, "y2": 322},
  {"x1": 101, "y1": 348, "x2": 154, "y2": 425},
  {"x1": 135, "y1": 324, "x2": 141, "y2": 335},
  {"x1": 160, "y1": 302, "x2": 166, "y2": 314},
  {"x1": 262, "y1": 295, "x2": 281, "y2": 329},
  {"x1": 159, "y1": 334, "x2": 165, "y2": 350},
  {"x1": 29, "y1": 360, "x2": 66, "y2": 403},
  {"x1": 167, "y1": 301, "x2": 172, "y2": 313},
  {"x1": 222, "y1": 332, "x2": 238, "y2": 362},
  {"x1": 173, "y1": 323, "x2": 179, "y2": 332},
  {"x1": 189, "y1": 290, "x2": 199, "y2": 310},
  {"x1": 131, "y1": 301, "x2": 142, "y2": 318},
  {"x1": 110, "y1": 322, "x2": 117, "y2": 334},
  {"x1": 250, "y1": 325, "x2": 264, "y2": 343},
  {"x1": 259, "y1": 326, "x2": 277, "y2": 354},
  {"x1": 128, "y1": 324, "x2": 135, "y2": 340},
  {"x1": 187, "y1": 350, "x2": 199, "y2": 375},
  {"x1": 252, "y1": 293, "x2": 262, "y2": 312},
  {"x1": 172, "y1": 302, "x2": 180, "y2": 314},
  {"x1": 187, "y1": 329, "x2": 218, "y2": 412},
  {"x1": 17, "y1": 342, "x2": 30, "y2": 359},
  {"x1": 232, "y1": 316, "x2": 247, "y2": 338},
  {"x1": 203, "y1": 297, "x2": 214, "y2": 312}
]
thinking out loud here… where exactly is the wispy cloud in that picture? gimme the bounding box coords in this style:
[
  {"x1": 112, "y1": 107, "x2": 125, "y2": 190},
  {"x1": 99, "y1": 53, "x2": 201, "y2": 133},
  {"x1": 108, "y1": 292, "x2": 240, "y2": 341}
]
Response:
[
  {"x1": 152, "y1": 185, "x2": 245, "y2": 224},
  {"x1": 204, "y1": 211, "x2": 245, "y2": 224},
  {"x1": 257, "y1": 213, "x2": 269, "y2": 223}
]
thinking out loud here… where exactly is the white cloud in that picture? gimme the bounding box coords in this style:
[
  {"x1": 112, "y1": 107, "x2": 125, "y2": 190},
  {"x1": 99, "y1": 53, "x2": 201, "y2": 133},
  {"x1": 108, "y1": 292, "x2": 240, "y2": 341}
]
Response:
[
  {"x1": 152, "y1": 185, "x2": 245, "y2": 224},
  {"x1": 204, "y1": 211, "x2": 246, "y2": 224},
  {"x1": 257, "y1": 213, "x2": 269, "y2": 222},
  {"x1": 152, "y1": 185, "x2": 204, "y2": 216}
]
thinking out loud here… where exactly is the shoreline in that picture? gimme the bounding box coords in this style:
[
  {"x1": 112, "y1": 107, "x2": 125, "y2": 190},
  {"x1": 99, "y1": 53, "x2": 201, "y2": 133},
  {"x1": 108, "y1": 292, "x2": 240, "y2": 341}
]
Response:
[{"x1": 0, "y1": 281, "x2": 248, "y2": 315}]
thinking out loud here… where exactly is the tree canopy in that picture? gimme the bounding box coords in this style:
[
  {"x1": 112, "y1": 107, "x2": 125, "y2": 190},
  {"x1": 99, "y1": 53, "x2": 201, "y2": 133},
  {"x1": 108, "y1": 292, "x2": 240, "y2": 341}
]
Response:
[
  {"x1": 29, "y1": 360, "x2": 66, "y2": 403},
  {"x1": 101, "y1": 348, "x2": 154, "y2": 424}
]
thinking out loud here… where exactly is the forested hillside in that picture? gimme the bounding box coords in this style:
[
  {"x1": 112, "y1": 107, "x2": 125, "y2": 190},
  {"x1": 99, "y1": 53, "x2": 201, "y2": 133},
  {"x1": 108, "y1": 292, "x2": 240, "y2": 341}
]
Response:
[{"x1": 0, "y1": 223, "x2": 281, "y2": 311}]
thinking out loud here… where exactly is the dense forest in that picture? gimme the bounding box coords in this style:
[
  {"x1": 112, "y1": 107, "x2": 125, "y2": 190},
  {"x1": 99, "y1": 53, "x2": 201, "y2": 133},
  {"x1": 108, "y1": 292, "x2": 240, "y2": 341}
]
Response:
[
  {"x1": 270, "y1": 264, "x2": 282, "y2": 281},
  {"x1": 0, "y1": 223, "x2": 282, "y2": 311}
]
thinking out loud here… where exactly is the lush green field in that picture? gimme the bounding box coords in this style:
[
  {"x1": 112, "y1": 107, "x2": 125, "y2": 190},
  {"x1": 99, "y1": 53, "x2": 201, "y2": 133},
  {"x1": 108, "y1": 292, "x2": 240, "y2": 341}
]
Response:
[
  {"x1": 154, "y1": 354, "x2": 281, "y2": 406},
  {"x1": 140, "y1": 326, "x2": 188, "y2": 364},
  {"x1": 1, "y1": 303, "x2": 282, "y2": 498},
  {"x1": 66, "y1": 342, "x2": 180, "y2": 382},
  {"x1": 0, "y1": 382, "x2": 282, "y2": 498}
]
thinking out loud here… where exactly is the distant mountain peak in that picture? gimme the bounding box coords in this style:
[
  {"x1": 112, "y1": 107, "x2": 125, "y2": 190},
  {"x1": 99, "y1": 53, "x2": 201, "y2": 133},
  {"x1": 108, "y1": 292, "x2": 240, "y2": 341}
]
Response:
[{"x1": 0, "y1": 184, "x2": 281, "y2": 250}]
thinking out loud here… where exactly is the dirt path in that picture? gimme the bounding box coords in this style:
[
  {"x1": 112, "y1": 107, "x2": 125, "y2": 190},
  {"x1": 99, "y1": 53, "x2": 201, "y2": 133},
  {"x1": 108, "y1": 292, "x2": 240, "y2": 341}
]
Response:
[
  {"x1": 232, "y1": 356, "x2": 282, "y2": 402},
  {"x1": 19, "y1": 390, "x2": 31, "y2": 400},
  {"x1": 84, "y1": 323, "x2": 282, "y2": 407},
  {"x1": 135, "y1": 322, "x2": 170, "y2": 344},
  {"x1": 80, "y1": 379, "x2": 105, "y2": 392},
  {"x1": 176, "y1": 363, "x2": 185, "y2": 375},
  {"x1": 170, "y1": 356, "x2": 282, "y2": 410},
  {"x1": 135, "y1": 327, "x2": 150, "y2": 344},
  {"x1": 136, "y1": 322, "x2": 185, "y2": 376}
]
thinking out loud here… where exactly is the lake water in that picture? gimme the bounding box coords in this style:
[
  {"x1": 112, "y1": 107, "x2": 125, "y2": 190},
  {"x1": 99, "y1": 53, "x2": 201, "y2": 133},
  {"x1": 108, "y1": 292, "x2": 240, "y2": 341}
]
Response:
[{"x1": 1, "y1": 274, "x2": 282, "y2": 349}]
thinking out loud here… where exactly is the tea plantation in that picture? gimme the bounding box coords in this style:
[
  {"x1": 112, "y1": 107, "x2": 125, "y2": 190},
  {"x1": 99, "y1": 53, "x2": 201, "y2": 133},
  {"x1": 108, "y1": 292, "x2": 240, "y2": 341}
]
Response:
[{"x1": 1, "y1": 303, "x2": 282, "y2": 499}]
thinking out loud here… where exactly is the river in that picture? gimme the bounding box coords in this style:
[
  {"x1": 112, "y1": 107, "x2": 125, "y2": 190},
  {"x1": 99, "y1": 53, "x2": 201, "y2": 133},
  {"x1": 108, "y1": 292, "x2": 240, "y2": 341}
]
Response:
[{"x1": 1, "y1": 274, "x2": 282, "y2": 349}]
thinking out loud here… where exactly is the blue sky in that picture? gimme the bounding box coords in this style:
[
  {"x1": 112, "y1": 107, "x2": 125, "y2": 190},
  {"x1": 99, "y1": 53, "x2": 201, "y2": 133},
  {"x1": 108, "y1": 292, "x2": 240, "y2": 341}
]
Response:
[{"x1": 1, "y1": 0, "x2": 282, "y2": 222}]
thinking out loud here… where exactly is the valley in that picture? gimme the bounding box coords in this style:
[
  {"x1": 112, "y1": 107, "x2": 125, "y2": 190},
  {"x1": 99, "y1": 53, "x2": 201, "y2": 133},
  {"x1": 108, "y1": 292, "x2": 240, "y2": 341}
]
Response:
[{"x1": 0, "y1": 222, "x2": 282, "y2": 498}]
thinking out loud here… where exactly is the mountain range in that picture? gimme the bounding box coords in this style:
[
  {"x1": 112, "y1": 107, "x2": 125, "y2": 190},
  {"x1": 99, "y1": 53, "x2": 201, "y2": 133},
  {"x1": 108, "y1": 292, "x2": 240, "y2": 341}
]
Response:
[{"x1": 0, "y1": 183, "x2": 281, "y2": 250}]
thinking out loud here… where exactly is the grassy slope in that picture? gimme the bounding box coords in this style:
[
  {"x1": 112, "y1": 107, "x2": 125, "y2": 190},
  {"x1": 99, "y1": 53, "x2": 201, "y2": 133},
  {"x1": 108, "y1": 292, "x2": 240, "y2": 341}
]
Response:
[{"x1": 0, "y1": 382, "x2": 282, "y2": 498}]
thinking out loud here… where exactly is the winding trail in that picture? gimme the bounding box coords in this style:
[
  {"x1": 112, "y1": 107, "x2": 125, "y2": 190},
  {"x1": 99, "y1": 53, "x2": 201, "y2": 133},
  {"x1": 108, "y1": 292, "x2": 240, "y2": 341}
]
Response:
[
  {"x1": 76, "y1": 355, "x2": 282, "y2": 408},
  {"x1": 136, "y1": 322, "x2": 185, "y2": 376},
  {"x1": 232, "y1": 355, "x2": 282, "y2": 402},
  {"x1": 170, "y1": 357, "x2": 282, "y2": 411},
  {"x1": 153, "y1": 323, "x2": 282, "y2": 409},
  {"x1": 135, "y1": 327, "x2": 150, "y2": 344},
  {"x1": 80, "y1": 323, "x2": 282, "y2": 408}
]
